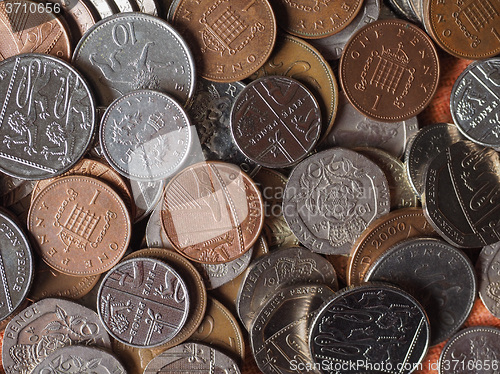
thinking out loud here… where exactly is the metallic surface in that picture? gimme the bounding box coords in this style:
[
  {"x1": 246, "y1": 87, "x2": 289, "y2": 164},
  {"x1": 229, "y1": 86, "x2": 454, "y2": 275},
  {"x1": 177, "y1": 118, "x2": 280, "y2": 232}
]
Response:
[
  {"x1": 477, "y1": 241, "x2": 500, "y2": 318},
  {"x1": 129, "y1": 179, "x2": 164, "y2": 222},
  {"x1": 50, "y1": 0, "x2": 99, "y2": 44},
  {"x1": 145, "y1": 204, "x2": 175, "y2": 250}
]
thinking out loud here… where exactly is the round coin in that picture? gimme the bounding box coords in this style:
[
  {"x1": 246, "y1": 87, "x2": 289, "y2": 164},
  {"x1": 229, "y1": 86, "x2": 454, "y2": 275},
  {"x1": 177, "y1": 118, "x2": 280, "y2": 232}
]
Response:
[
  {"x1": 28, "y1": 175, "x2": 131, "y2": 276},
  {"x1": 231, "y1": 76, "x2": 322, "y2": 168},
  {"x1": 283, "y1": 148, "x2": 390, "y2": 255},
  {"x1": 340, "y1": 20, "x2": 440, "y2": 122},
  {"x1": 161, "y1": 161, "x2": 264, "y2": 264},
  {"x1": 0, "y1": 53, "x2": 96, "y2": 180},
  {"x1": 98, "y1": 257, "x2": 190, "y2": 348},
  {"x1": 100, "y1": 90, "x2": 192, "y2": 181},
  {"x1": 476, "y1": 241, "x2": 500, "y2": 318},
  {"x1": 52, "y1": 0, "x2": 99, "y2": 44},
  {"x1": 129, "y1": 179, "x2": 164, "y2": 222}
]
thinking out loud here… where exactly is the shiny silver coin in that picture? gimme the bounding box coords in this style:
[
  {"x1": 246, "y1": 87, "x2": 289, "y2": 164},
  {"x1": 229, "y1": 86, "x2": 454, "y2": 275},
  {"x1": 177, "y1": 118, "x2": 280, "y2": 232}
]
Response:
[
  {"x1": 251, "y1": 284, "x2": 336, "y2": 374},
  {"x1": 100, "y1": 90, "x2": 192, "y2": 181},
  {"x1": 309, "y1": 283, "x2": 430, "y2": 374},
  {"x1": 73, "y1": 13, "x2": 196, "y2": 107},
  {"x1": 32, "y1": 345, "x2": 126, "y2": 374},
  {"x1": 112, "y1": 0, "x2": 137, "y2": 12},
  {"x1": 0, "y1": 53, "x2": 96, "y2": 180},
  {"x1": 237, "y1": 246, "x2": 338, "y2": 331},
  {"x1": 283, "y1": 148, "x2": 390, "y2": 255},
  {"x1": 404, "y1": 123, "x2": 463, "y2": 198},
  {"x1": 129, "y1": 179, "x2": 164, "y2": 222},
  {"x1": 134, "y1": 0, "x2": 159, "y2": 15},
  {"x1": 365, "y1": 237, "x2": 476, "y2": 346},
  {"x1": 450, "y1": 58, "x2": 500, "y2": 148},
  {"x1": 87, "y1": 0, "x2": 117, "y2": 19},
  {"x1": 476, "y1": 241, "x2": 500, "y2": 318},
  {"x1": 144, "y1": 342, "x2": 240, "y2": 374}
]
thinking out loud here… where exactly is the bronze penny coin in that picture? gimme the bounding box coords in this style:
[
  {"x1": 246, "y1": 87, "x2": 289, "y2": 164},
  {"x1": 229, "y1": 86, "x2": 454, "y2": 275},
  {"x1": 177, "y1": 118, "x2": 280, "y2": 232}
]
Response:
[
  {"x1": 0, "y1": 0, "x2": 72, "y2": 61},
  {"x1": 340, "y1": 19, "x2": 440, "y2": 122},
  {"x1": 348, "y1": 207, "x2": 437, "y2": 286},
  {"x1": 171, "y1": 0, "x2": 276, "y2": 82},
  {"x1": 28, "y1": 175, "x2": 132, "y2": 277},
  {"x1": 161, "y1": 161, "x2": 264, "y2": 264},
  {"x1": 98, "y1": 257, "x2": 190, "y2": 348}
]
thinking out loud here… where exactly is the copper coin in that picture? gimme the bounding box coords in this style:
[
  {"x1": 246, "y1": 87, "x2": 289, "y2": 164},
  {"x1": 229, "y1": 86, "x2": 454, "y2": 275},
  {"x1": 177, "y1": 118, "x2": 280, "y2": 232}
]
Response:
[
  {"x1": 98, "y1": 257, "x2": 190, "y2": 348},
  {"x1": 28, "y1": 175, "x2": 132, "y2": 276},
  {"x1": 171, "y1": 0, "x2": 276, "y2": 82},
  {"x1": 423, "y1": 0, "x2": 500, "y2": 59},
  {"x1": 161, "y1": 161, "x2": 264, "y2": 264},
  {"x1": 347, "y1": 207, "x2": 437, "y2": 285},
  {"x1": 340, "y1": 19, "x2": 440, "y2": 122},
  {"x1": 231, "y1": 76, "x2": 322, "y2": 168},
  {"x1": 0, "y1": 0, "x2": 71, "y2": 61}
]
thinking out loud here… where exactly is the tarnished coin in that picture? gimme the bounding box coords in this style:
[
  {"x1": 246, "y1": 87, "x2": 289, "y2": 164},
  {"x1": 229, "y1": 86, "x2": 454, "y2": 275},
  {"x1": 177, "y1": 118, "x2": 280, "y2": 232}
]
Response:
[
  {"x1": 251, "y1": 284, "x2": 336, "y2": 374},
  {"x1": 422, "y1": 140, "x2": 500, "y2": 248},
  {"x1": 0, "y1": 0, "x2": 71, "y2": 61},
  {"x1": 309, "y1": 283, "x2": 430, "y2": 374},
  {"x1": 231, "y1": 76, "x2": 322, "y2": 168},
  {"x1": 450, "y1": 58, "x2": 500, "y2": 148},
  {"x1": 73, "y1": 13, "x2": 195, "y2": 106},
  {"x1": 129, "y1": 179, "x2": 164, "y2": 222},
  {"x1": 0, "y1": 209, "x2": 33, "y2": 322},
  {"x1": 171, "y1": 0, "x2": 276, "y2": 82},
  {"x1": 48, "y1": 0, "x2": 99, "y2": 43},
  {"x1": 439, "y1": 326, "x2": 500, "y2": 374},
  {"x1": 32, "y1": 345, "x2": 126, "y2": 374},
  {"x1": 237, "y1": 246, "x2": 338, "y2": 331},
  {"x1": 348, "y1": 207, "x2": 436, "y2": 285},
  {"x1": 28, "y1": 175, "x2": 131, "y2": 276},
  {"x1": 2, "y1": 298, "x2": 111, "y2": 374},
  {"x1": 476, "y1": 241, "x2": 500, "y2": 318},
  {"x1": 161, "y1": 161, "x2": 264, "y2": 264},
  {"x1": 0, "y1": 53, "x2": 96, "y2": 180},
  {"x1": 404, "y1": 123, "x2": 463, "y2": 198},
  {"x1": 365, "y1": 238, "x2": 477, "y2": 345},
  {"x1": 100, "y1": 90, "x2": 192, "y2": 181},
  {"x1": 320, "y1": 91, "x2": 419, "y2": 159},
  {"x1": 283, "y1": 148, "x2": 390, "y2": 255},
  {"x1": 98, "y1": 257, "x2": 190, "y2": 348},
  {"x1": 0, "y1": 174, "x2": 24, "y2": 197},
  {"x1": 340, "y1": 20, "x2": 440, "y2": 122}
]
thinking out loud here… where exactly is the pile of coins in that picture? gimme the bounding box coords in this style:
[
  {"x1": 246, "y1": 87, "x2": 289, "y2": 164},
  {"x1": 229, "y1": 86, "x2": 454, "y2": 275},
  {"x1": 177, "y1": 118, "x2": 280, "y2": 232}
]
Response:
[{"x1": 0, "y1": 0, "x2": 499, "y2": 372}]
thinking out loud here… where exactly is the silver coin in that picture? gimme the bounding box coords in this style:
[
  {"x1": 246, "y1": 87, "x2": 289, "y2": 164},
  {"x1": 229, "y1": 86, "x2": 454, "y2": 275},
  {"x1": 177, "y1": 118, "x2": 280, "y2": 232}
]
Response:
[
  {"x1": 320, "y1": 92, "x2": 419, "y2": 159},
  {"x1": 237, "y1": 246, "x2": 338, "y2": 331},
  {"x1": 450, "y1": 58, "x2": 500, "y2": 148},
  {"x1": 32, "y1": 345, "x2": 126, "y2": 374},
  {"x1": 387, "y1": 0, "x2": 420, "y2": 23},
  {"x1": 2, "y1": 298, "x2": 111, "y2": 374},
  {"x1": 476, "y1": 241, "x2": 500, "y2": 318},
  {"x1": 309, "y1": 0, "x2": 381, "y2": 60},
  {"x1": 112, "y1": 0, "x2": 137, "y2": 12},
  {"x1": 0, "y1": 53, "x2": 96, "y2": 180},
  {"x1": 283, "y1": 148, "x2": 390, "y2": 255},
  {"x1": 134, "y1": 0, "x2": 159, "y2": 15},
  {"x1": 145, "y1": 203, "x2": 175, "y2": 249},
  {"x1": 0, "y1": 173, "x2": 24, "y2": 197},
  {"x1": 87, "y1": 0, "x2": 117, "y2": 19},
  {"x1": 251, "y1": 284, "x2": 336, "y2": 374},
  {"x1": 73, "y1": 13, "x2": 196, "y2": 107},
  {"x1": 100, "y1": 90, "x2": 192, "y2": 181},
  {"x1": 129, "y1": 179, "x2": 164, "y2": 222},
  {"x1": 404, "y1": 123, "x2": 463, "y2": 198},
  {"x1": 166, "y1": 0, "x2": 181, "y2": 21}
]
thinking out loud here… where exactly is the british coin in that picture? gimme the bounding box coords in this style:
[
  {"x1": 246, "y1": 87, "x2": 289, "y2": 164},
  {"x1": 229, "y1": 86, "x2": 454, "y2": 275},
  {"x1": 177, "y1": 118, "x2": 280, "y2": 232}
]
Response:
[
  {"x1": 113, "y1": 0, "x2": 137, "y2": 12},
  {"x1": 2, "y1": 298, "x2": 111, "y2": 374},
  {"x1": 309, "y1": 0, "x2": 381, "y2": 60},
  {"x1": 251, "y1": 284, "x2": 336, "y2": 374},
  {"x1": 129, "y1": 179, "x2": 164, "y2": 222},
  {"x1": 87, "y1": 0, "x2": 117, "y2": 19},
  {"x1": 365, "y1": 237, "x2": 477, "y2": 345},
  {"x1": 0, "y1": 53, "x2": 96, "y2": 180},
  {"x1": 0, "y1": 173, "x2": 24, "y2": 197},
  {"x1": 98, "y1": 257, "x2": 190, "y2": 348},
  {"x1": 422, "y1": 140, "x2": 500, "y2": 248},
  {"x1": 282, "y1": 148, "x2": 390, "y2": 255},
  {"x1": 476, "y1": 241, "x2": 500, "y2": 318},
  {"x1": 48, "y1": 0, "x2": 99, "y2": 44},
  {"x1": 236, "y1": 246, "x2": 338, "y2": 331},
  {"x1": 0, "y1": 0, "x2": 72, "y2": 61},
  {"x1": 134, "y1": 0, "x2": 159, "y2": 15},
  {"x1": 340, "y1": 20, "x2": 440, "y2": 122},
  {"x1": 1, "y1": 179, "x2": 35, "y2": 209},
  {"x1": 144, "y1": 342, "x2": 240, "y2": 374},
  {"x1": 231, "y1": 76, "x2": 322, "y2": 168},
  {"x1": 0, "y1": 209, "x2": 34, "y2": 322},
  {"x1": 100, "y1": 90, "x2": 192, "y2": 181},
  {"x1": 161, "y1": 161, "x2": 264, "y2": 264},
  {"x1": 320, "y1": 92, "x2": 419, "y2": 159},
  {"x1": 387, "y1": 0, "x2": 421, "y2": 23},
  {"x1": 73, "y1": 13, "x2": 196, "y2": 106},
  {"x1": 309, "y1": 283, "x2": 430, "y2": 373},
  {"x1": 404, "y1": 123, "x2": 463, "y2": 198},
  {"x1": 450, "y1": 58, "x2": 500, "y2": 148},
  {"x1": 188, "y1": 78, "x2": 260, "y2": 176},
  {"x1": 326, "y1": 254, "x2": 350, "y2": 285},
  {"x1": 439, "y1": 326, "x2": 500, "y2": 374},
  {"x1": 348, "y1": 207, "x2": 436, "y2": 286},
  {"x1": 145, "y1": 204, "x2": 175, "y2": 250},
  {"x1": 28, "y1": 175, "x2": 131, "y2": 276},
  {"x1": 171, "y1": 0, "x2": 276, "y2": 82},
  {"x1": 248, "y1": 33, "x2": 339, "y2": 144}
]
